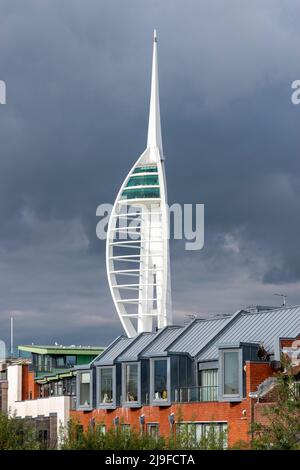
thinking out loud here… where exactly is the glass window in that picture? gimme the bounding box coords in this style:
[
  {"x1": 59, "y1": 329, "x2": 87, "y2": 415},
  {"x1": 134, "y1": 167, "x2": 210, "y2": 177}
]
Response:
[
  {"x1": 79, "y1": 372, "x2": 91, "y2": 407},
  {"x1": 66, "y1": 356, "x2": 76, "y2": 367},
  {"x1": 44, "y1": 355, "x2": 52, "y2": 372},
  {"x1": 100, "y1": 368, "x2": 114, "y2": 404},
  {"x1": 57, "y1": 381, "x2": 63, "y2": 396},
  {"x1": 147, "y1": 423, "x2": 159, "y2": 440},
  {"x1": 125, "y1": 364, "x2": 138, "y2": 402},
  {"x1": 132, "y1": 165, "x2": 157, "y2": 174},
  {"x1": 38, "y1": 354, "x2": 43, "y2": 372},
  {"x1": 121, "y1": 424, "x2": 130, "y2": 435},
  {"x1": 97, "y1": 424, "x2": 106, "y2": 435},
  {"x1": 176, "y1": 422, "x2": 228, "y2": 449},
  {"x1": 223, "y1": 351, "x2": 239, "y2": 395},
  {"x1": 199, "y1": 369, "x2": 218, "y2": 401},
  {"x1": 121, "y1": 187, "x2": 160, "y2": 200},
  {"x1": 153, "y1": 360, "x2": 168, "y2": 400},
  {"x1": 56, "y1": 356, "x2": 65, "y2": 368},
  {"x1": 126, "y1": 175, "x2": 159, "y2": 187}
]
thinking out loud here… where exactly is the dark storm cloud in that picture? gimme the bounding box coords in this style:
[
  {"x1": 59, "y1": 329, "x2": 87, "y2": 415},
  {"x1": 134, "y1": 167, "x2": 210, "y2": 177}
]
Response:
[{"x1": 1, "y1": 0, "x2": 300, "y2": 347}]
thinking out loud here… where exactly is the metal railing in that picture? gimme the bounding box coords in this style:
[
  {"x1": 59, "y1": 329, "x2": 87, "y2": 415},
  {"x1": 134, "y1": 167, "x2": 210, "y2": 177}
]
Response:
[{"x1": 174, "y1": 386, "x2": 218, "y2": 403}]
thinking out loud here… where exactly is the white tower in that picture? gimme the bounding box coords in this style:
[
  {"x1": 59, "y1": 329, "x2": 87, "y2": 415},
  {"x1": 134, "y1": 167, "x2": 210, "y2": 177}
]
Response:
[{"x1": 106, "y1": 30, "x2": 172, "y2": 337}]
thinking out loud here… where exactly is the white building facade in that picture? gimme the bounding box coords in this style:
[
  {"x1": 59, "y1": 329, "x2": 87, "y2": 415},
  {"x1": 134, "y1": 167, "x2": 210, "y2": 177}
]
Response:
[{"x1": 7, "y1": 364, "x2": 70, "y2": 444}]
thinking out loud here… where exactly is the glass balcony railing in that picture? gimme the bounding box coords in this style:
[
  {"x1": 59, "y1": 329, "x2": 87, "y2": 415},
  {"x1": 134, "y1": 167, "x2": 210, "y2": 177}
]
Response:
[
  {"x1": 132, "y1": 165, "x2": 158, "y2": 174},
  {"x1": 126, "y1": 175, "x2": 159, "y2": 187},
  {"x1": 174, "y1": 386, "x2": 218, "y2": 403},
  {"x1": 121, "y1": 187, "x2": 160, "y2": 200}
]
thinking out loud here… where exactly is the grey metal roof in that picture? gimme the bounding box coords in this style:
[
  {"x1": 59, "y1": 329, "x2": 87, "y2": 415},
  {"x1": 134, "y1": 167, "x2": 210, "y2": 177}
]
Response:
[
  {"x1": 167, "y1": 317, "x2": 233, "y2": 357},
  {"x1": 141, "y1": 326, "x2": 183, "y2": 358},
  {"x1": 94, "y1": 336, "x2": 135, "y2": 366},
  {"x1": 198, "y1": 306, "x2": 300, "y2": 361},
  {"x1": 116, "y1": 332, "x2": 158, "y2": 362}
]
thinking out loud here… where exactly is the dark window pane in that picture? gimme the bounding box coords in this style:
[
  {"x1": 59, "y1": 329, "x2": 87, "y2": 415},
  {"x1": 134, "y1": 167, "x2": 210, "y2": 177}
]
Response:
[
  {"x1": 154, "y1": 360, "x2": 168, "y2": 400},
  {"x1": 79, "y1": 372, "x2": 91, "y2": 406},
  {"x1": 100, "y1": 368, "x2": 113, "y2": 404},
  {"x1": 223, "y1": 352, "x2": 239, "y2": 395},
  {"x1": 125, "y1": 364, "x2": 138, "y2": 402},
  {"x1": 132, "y1": 165, "x2": 158, "y2": 174}
]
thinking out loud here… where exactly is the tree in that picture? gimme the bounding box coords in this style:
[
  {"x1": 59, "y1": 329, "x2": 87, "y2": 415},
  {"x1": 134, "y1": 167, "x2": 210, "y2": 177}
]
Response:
[{"x1": 252, "y1": 358, "x2": 300, "y2": 450}]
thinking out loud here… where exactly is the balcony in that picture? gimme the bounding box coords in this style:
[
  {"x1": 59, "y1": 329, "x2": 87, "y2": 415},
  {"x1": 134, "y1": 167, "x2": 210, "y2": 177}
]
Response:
[{"x1": 174, "y1": 386, "x2": 218, "y2": 403}]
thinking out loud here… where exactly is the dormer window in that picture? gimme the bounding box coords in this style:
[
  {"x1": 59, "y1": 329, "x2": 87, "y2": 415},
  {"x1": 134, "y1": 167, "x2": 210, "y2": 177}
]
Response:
[
  {"x1": 97, "y1": 366, "x2": 116, "y2": 409},
  {"x1": 223, "y1": 351, "x2": 239, "y2": 395},
  {"x1": 150, "y1": 358, "x2": 170, "y2": 406},
  {"x1": 219, "y1": 348, "x2": 243, "y2": 402},
  {"x1": 77, "y1": 371, "x2": 92, "y2": 409},
  {"x1": 122, "y1": 363, "x2": 141, "y2": 407}
]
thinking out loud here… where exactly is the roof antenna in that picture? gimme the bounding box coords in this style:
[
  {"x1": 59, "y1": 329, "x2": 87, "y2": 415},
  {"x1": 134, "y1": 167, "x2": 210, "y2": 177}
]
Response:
[
  {"x1": 274, "y1": 293, "x2": 287, "y2": 307},
  {"x1": 183, "y1": 314, "x2": 197, "y2": 325},
  {"x1": 10, "y1": 316, "x2": 14, "y2": 357}
]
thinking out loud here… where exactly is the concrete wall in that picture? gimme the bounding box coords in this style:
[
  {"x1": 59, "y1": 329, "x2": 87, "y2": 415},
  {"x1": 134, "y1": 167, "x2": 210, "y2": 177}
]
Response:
[
  {"x1": 9, "y1": 395, "x2": 70, "y2": 441},
  {"x1": 7, "y1": 364, "x2": 22, "y2": 409}
]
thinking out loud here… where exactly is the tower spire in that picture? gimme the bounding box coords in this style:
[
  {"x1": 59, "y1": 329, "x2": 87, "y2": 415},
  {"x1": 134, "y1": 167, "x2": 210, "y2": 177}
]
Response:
[{"x1": 147, "y1": 29, "x2": 163, "y2": 154}]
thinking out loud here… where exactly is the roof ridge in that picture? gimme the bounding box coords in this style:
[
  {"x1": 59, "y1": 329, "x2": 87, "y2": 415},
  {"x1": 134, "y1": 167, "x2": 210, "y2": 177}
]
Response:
[
  {"x1": 242, "y1": 305, "x2": 300, "y2": 315},
  {"x1": 193, "y1": 309, "x2": 245, "y2": 359},
  {"x1": 89, "y1": 335, "x2": 127, "y2": 367}
]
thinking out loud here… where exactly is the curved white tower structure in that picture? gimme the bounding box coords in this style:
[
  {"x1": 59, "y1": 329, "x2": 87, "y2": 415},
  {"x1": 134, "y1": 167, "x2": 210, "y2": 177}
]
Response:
[{"x1": 106, "y1": 30, "x2": 172, "y2": 337}]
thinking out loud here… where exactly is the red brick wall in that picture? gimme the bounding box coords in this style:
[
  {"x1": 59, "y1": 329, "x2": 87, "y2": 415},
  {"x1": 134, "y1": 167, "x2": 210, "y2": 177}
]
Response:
[
  {"x1": 71, "y1": 361, "x2": 275, "y2": 448},
  {"x1": 280, "y1": 335, "x2": 300, "y2": 348},
  {"x1": 21, "y1": 365, "x2": 29, "y2": 401},
  {"x1": 253, "y1": 402, "x2": 273, "y2": 426},
  {"x1": 71, "y1": 401, "x2": 250, "y2": 447},
  {"x1": 245, "y1": 361, "x2": 273, "y2": 394},
  {"x1": 21, "y1": 365, "x2": 40, "y2": 400}
]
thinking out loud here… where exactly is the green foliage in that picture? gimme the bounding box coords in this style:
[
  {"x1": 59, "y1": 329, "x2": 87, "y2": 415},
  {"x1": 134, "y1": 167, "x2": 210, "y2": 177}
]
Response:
[
  {"x1": 61, "y1": 420, "x2": 166, "y2": 450},
  {"x1": 0, "y1": 412, "x2": 41, "y2": 450},
  {"x1": 252, "y1": 360, "x2": 300, "y2": 450},
  {"x1": 175, "y1": 422, "x2": 227, "y2": 450},
  {"x1": 61, "y1": 419, "x2": 227, "y2": 450}
]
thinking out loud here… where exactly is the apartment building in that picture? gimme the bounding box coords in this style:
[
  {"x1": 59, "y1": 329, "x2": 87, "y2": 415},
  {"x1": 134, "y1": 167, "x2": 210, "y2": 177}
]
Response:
[
  {"x1": 71, "y1": 305, "x2": 300, "y2": 447},
  {"x1": 6, "y1": 344, "x2": 104, "y2": 448}
]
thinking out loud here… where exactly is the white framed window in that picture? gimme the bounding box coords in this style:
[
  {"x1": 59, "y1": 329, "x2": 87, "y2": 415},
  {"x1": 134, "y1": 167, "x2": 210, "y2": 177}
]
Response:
[
  {"x1": 199, "y1": 369, "x2": 218, "y2": 401},
  {"x1": 176, "y1": 422, "x2": 228, "y2": 449},
  {"x1": 77, "y1": 370, "x2": 92, "y2": 409},
  {"x1": 147, "y1": 423, "x2": 159, "y2": 441}
]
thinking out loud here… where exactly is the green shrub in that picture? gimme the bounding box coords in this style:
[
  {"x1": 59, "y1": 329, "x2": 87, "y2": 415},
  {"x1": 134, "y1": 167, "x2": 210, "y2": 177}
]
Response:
[{"x1": 0, "y1": 412, "x2": 40, "y2": 450}]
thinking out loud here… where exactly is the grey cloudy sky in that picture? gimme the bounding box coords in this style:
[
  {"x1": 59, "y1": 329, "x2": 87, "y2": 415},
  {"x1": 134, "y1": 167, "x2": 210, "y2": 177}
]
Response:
[{"x1": 1, "y1": 0, "x2": 300, "y2": 348}]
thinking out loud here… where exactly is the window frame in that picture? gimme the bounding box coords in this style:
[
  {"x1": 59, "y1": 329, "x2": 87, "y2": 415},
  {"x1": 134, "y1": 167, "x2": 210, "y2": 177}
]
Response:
[
  {"x1": 150, "y1": 357, "x2": 171, "y2": 406},
  {"x1": 147, "y1": 423, "x2": 159, "y2": 441},
  {"x1": 122, "y1": 362, "x2": 141, "y2": 408},
  {"x1": 218, "y1": 348, "x2": 243, "y2": 402},
  {"x1": 198, "y1": 368, "x2": 218, "y2": 402},
  {"x1": 176, "y1": 421, "x2": 228, "y2": 449},
  {"x1": 96, "y1": 365, "x2": 116, "y2": 409},
  {"x1": 76, "y1": 370, "x2": 92, "y2": 410}
]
